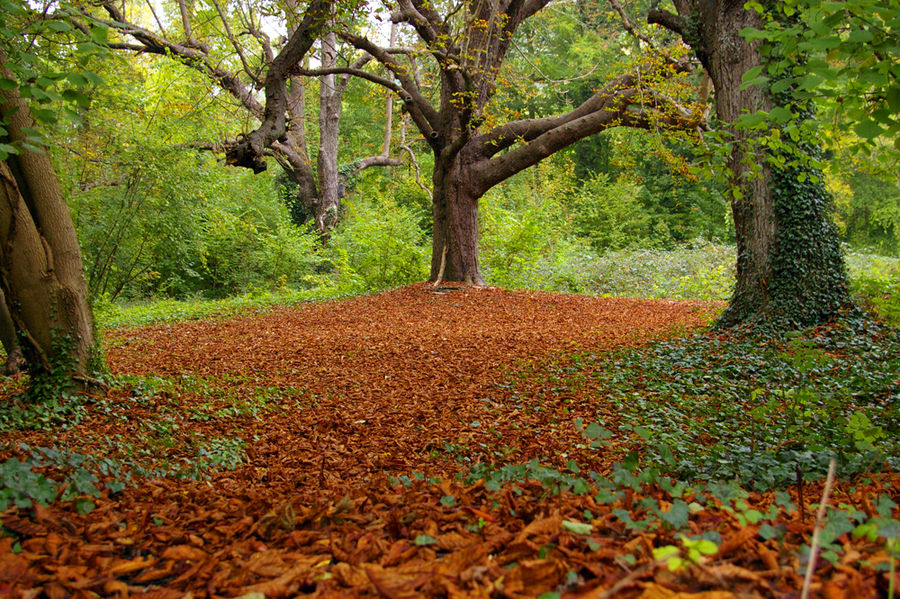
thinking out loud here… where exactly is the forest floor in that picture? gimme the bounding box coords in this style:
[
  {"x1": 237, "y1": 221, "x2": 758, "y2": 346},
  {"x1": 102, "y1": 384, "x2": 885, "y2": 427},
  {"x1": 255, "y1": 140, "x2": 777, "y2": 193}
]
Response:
[{"x1": 1, "y1": 283, "x2": 898, "y2": 598}]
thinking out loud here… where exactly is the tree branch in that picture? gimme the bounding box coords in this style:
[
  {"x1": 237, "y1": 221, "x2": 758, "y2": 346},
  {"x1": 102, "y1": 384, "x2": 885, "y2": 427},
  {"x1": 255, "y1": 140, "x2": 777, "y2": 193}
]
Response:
[
  {"x1": 472, "y1": 80, "x2": 699, "y2": 191},
  {"x1": 341, "y1": 32, "x2": 441, "y2": 138},
  {"x1": 210, "y1": 0, "x2": 262, "y2": 86},
  {"x1": 647, "y1": 8, "x2": 688, "y2": 37},
  {"x1": 224, "y1": 0, "x2": 331, "y2": 172},
  {"x1": 608, "y1": 0, "x2": 654, "y2": 46},
  {"x1": 96, "y1": 3, "x2": 265, "y2": 119}
]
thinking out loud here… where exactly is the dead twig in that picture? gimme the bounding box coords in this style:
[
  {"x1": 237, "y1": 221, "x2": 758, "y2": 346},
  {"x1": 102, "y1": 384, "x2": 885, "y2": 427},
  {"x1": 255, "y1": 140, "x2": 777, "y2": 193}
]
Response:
[{"x1": 800, "y1": 459, "x2": 836, "y2": 599}]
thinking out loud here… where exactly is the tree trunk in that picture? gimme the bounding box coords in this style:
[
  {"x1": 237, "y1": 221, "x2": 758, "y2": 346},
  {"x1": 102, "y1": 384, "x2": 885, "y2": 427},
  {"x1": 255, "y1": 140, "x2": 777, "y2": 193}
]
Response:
[
  {"x1": 704, "y1": 5, "x2": 778, "y2": 323},
  {"x1": 316, "y1": 30, "x2": 342, "y2": 233},
  {"x1": 0, "y1": 54, "x2": 101, "y2": 388},
  {"x1": 649, "y1": 1, "x2": 850, "y2": 327},
  {"x1": 430, "y1": 155, "x2": 485, "y2": 285}
]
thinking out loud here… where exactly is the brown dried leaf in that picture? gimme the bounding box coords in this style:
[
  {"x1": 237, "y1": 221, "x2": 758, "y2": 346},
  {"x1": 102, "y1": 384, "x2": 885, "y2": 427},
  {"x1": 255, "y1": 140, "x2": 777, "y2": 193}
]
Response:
[{"x1": 161, "y1": 545, "x2": 208, "y2": 562}]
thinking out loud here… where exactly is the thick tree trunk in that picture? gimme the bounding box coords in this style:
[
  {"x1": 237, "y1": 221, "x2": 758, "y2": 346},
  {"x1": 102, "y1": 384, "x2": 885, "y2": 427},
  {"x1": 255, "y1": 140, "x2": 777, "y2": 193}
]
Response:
[
  {"x1": 704, "y1": 6, "x2": 778, "y2": 322},
  {"x1": 430, "y1": 156, "x2": 485, "y2": 285},
  {"x1": 0, "y1": 54, "x2": 100, "y2": 387},
  {"x1": 650, "y1": 2, "x2": 850, "y2": 327}
]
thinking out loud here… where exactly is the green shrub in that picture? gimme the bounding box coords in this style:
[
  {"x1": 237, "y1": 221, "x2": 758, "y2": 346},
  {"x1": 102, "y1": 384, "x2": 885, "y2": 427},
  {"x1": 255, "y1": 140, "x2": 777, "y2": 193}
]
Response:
[
  {"x1": 324, "y1": 194, "x2": 429, "y2": 292},
  {"x1": 571, "y1": 173, "x2": 652, "y2": 251},
  {"x1": 847, "y1": 251, "x2": 900, "y2": 325}
]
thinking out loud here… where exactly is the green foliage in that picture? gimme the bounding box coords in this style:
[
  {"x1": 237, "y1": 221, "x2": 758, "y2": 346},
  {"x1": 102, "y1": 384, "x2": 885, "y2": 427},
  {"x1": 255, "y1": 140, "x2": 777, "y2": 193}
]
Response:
[
  {"x1": 590, "y1": 242, "x2": 735, "y2": 301},
  {"x1": 743, "y1": 0, "x2": 900, "y2": 157},
  {"x1": 67, "y1": 146, "x2": 322, "y2": 301},
  {"x1": 596, "y1": 322, "x2": 900, "y2": 488},
  {"x1": 0, "y1": 445, "x2": 124, "y2": 514},
  {"x1": 569, "y1": 131, "x2": 731, "y2": 252},
  {"x1": 0, "y1": 392, "x2": 91, "y2": 432},
  {"x1": 571, "y1": 173, "x2": 651, "y2": 251},
  {"x1": 847, "y1": 252, "x2": 900, "y2": 326},
  {"x1": 832, "y1": 168, "x2": 900, "y2": 255},
  {"x1": 0, "y1": 0, "x2": 107, "y2": 158},
  {"x1": 324, "y1": 193, "x2": 429, "y2": 293}
]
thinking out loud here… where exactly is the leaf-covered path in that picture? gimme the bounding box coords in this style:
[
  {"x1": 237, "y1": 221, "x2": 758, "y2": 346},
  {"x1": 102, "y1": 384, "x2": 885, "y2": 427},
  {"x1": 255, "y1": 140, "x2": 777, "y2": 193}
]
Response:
[{"x1": 1, "y1": 285, "x2": 897, "y2": 597}]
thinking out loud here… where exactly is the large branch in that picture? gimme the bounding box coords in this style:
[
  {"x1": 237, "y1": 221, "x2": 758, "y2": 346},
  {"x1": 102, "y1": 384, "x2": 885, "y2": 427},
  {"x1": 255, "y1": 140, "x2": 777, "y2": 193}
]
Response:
[
  {"x1": 471, "y1": 89, "x2": 698, "y2": 191},
  {"x1": 342, "y1": 32, "x2": 441, "y2": 138},
  {"x1": 225, "y1": 0, "x2": 331, "y2": 172},
  {"x1": 647, "y1": 8, "x2": 688, "y2": 37},
  {"x1": 344, "y1": 155, "x2": 404, "y2": 177},
  {"x1": 471, "y1": 66, "x2": 679, "y2": 159}
]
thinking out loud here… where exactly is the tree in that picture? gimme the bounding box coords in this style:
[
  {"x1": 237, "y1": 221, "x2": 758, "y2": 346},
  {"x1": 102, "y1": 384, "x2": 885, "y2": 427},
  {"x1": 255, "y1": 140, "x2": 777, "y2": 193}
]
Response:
[
  {"x1": 648, "y1": 1, "x2": 851, "y2": 327},
  {"x1": 316, "y1": 0, "x2": 698, "y2": 284},
  {"x1": 0, "y1": 48, "x2": 101, "y2": 388},
  {"x1": 83, "y1": 0, "x2": 403, "y2": 233}
]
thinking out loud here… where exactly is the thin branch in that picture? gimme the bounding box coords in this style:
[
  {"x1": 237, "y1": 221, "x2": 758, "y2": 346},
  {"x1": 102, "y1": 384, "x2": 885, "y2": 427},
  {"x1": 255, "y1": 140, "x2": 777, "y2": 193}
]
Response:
[
  {"x1": 608, "y1": 0, "x2": 654, "y2": 46},
  {"x1": 176, "y1": 0, "x2": 193, "y2": 40},
  {"x1": 210, "y1": 0, "x2": 262, "y2": 86},
  {"x1": 143, "y1": 0, "x2": 167, "y2": 37}
]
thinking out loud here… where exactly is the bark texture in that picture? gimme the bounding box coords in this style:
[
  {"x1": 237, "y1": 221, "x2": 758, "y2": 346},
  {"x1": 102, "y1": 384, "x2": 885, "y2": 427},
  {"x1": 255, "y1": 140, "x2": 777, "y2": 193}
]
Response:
[
  {"x1": 0, "y1": 55, "x2": 100, "y2": 384},
  {"x1": 649, "y1": 1, "x2": 849, "y2": 326}
]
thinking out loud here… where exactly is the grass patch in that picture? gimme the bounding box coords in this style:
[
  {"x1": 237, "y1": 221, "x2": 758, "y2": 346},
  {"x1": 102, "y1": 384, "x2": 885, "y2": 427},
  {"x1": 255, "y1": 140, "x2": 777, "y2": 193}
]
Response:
[{"x1": 94, "y1": 286, "x2": 352, "y2": 329}]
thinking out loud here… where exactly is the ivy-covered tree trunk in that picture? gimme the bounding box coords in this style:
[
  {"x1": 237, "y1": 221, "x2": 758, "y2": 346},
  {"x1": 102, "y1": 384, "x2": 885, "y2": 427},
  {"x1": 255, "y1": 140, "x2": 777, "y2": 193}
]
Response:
[
  {"x1": 649, "y1": 1, "x2": 850, "y2": 327},
  {"x1": 0, "y1": 57, "x2": 101, "y2": 388}
]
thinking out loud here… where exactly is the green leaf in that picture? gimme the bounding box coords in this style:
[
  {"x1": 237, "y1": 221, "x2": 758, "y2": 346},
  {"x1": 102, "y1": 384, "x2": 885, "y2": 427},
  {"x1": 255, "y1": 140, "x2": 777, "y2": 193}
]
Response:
[
  {"x1": 66, "y1": 73, "x2": 89, "y2": 87},
  {"x1": 414, "y1": 534, "x2": 437, "y2": 546},
  {"x1": 692, "y1": 539, "x2": 718, "y2": 556},
  {"x1": 854, "y1": 119, "x2": 885, "y2": 140},
  {"x1": 47, "y1": 20, "x2": 73, "y2": 32},
  {"x1": 660, "y1": 500, "x2": 690, "y2": 530},
  {"x1": 741, "y1": 65, "x2": 766, "y2": 83},
  {"x1": 584, "y1": 422, "x2": 612, "y2": 440},
  {"x1": 0, "y1": 77, "x2": 17, "y2": 90},
  {"x1": 82, "y1": 71, "x2": 104, "y2": 86},
  {"x1": 562, "y1": 519, "x2": 593, "y2": 535},
  {"x1": 847, "y1": 29, "x2": 873, "y2": 43}
]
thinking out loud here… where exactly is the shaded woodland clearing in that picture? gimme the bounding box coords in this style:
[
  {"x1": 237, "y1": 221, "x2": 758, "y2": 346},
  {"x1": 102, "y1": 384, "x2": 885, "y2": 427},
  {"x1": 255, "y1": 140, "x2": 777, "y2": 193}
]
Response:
[{"x1": 1, "y1": 285, "x2": 898, "y2": 598}]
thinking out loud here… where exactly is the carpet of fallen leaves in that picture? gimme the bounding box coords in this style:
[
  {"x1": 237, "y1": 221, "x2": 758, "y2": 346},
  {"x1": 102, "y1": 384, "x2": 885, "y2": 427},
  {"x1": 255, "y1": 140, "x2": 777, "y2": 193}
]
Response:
[{"x1": 1, "y1": 284, "x2": 898, "y2": 598}]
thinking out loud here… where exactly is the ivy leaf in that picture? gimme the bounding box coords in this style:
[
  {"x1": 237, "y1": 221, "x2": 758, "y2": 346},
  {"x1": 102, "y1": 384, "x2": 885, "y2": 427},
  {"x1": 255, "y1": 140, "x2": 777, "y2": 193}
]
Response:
[
  {"x1": 659, "y1": 500, "x2": 690, "y2": 529},
  {"x1": 584, "y1": 422, "x2": 612, "y2": 440}
]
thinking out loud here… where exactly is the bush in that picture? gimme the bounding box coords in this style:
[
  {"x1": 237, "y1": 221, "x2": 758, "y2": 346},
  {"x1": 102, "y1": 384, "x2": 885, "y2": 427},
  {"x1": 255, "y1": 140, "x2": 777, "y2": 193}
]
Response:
[
  {"x1": 324, "y1": 194, "x2": 430, "y2": 292},
  {"x1": 590, "y1": 242, "x2": 736, "y2": 301},
  {"x1": 571, "y1": 173, "x2": 652, "y2": 251},
  {"x1": 847, "y1": 251, "x2": 900, "y2": 325}
]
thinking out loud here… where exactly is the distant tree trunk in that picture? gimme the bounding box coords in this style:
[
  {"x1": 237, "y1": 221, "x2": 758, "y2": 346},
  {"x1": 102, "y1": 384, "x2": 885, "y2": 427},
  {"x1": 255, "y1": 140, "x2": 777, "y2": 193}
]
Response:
[
  {"x1": 649, "y1": 1, "x2": 850, "y2": 327},
  {"x1": 0, "y1": 56, "x2": 101, "y2": 387},
  {"x1": 317, "y1": 29, "x2": 342, "y2": 232}
]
